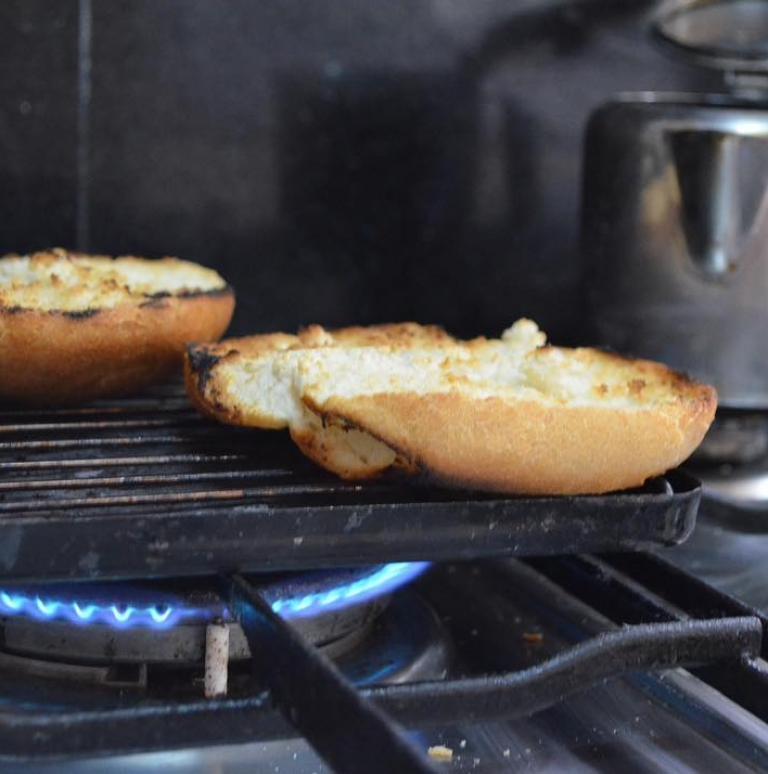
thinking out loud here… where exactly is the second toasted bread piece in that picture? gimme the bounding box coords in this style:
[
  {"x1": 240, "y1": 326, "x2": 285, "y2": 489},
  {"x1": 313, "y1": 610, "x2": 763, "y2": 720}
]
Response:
[{"x1": 0, "y1": 248, "x2": 235, "y2": 405}]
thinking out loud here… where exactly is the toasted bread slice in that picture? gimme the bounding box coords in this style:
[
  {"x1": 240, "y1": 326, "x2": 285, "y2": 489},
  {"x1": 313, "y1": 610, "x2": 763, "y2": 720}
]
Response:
[
  {"x1": 0, "y1": 248, "x2": 234, "y2": 405},
  {"x1": 184, "y1": 319, "x2": 717, "y2": 495}
]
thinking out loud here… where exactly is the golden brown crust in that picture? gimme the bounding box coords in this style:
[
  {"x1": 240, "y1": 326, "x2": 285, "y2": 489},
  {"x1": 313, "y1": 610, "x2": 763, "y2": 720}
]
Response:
[
  {"x1": 316, "y1": 385, "x2": 716, "y2": 495},
  {"x1": 186, "y1": 322, "x2": 453, "y2": 360},
  {"x1": 307, "y1": 322, "x2": 454, "y2": 348},
  {"x1": 0, "y1": 251, "x2": 234, "y2": 405},
  {"x1": 294, "y1": 346, "x2": 718, "y2": 493}
]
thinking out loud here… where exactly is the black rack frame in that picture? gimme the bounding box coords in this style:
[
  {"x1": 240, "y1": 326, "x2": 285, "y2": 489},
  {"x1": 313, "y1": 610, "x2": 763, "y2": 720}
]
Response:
[{"x1": 0, "y1": 389, "x2": 700, "y2": 582}]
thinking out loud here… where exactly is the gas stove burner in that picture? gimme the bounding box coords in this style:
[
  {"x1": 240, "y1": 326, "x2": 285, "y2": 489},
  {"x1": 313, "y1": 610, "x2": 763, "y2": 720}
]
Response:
[
  {"x1": 0, "y1": 563, "x2": 450, "y2": 698},
  {"x1": 0, "y1": 563, "x2": 431, "y2": 670}
]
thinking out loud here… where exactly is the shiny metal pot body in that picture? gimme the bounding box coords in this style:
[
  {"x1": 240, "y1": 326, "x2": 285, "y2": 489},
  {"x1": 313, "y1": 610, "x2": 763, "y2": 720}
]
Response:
[{"x1": 582, "y1": 93, "x2": 768, "y2": 409}]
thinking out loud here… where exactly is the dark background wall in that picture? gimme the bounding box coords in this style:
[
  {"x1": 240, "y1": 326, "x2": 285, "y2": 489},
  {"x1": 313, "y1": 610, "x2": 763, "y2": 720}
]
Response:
[{"x1": 0, "y1": 0, "x2": 719, "y2": 341}]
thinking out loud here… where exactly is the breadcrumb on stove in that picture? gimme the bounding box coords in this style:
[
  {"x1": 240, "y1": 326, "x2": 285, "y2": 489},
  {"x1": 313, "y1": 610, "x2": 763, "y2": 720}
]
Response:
[{"x1": 427, "y1": 745, "x2": 453, "y2": 762}]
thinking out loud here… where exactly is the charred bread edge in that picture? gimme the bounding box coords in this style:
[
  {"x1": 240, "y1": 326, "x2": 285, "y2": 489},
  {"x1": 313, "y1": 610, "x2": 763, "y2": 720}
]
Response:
[
  {"x1": 184, "y1": 340, "x2": 293, "y2": 428},
  {"x1": 0, "y1": 284, "x2": 234, "y2": 317},
  {"x1": 184, "y1": 342, "x2": 242, "y2": 419}
]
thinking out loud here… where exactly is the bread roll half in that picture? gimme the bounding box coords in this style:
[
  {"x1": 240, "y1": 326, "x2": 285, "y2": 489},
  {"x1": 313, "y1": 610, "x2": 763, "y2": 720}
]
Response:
[
  {"x1": 0, "y1": 248, "x2": 234, "y2": 405},
  {"x1": 184, "y1": 319, "x2": 716, "y2": 495}
]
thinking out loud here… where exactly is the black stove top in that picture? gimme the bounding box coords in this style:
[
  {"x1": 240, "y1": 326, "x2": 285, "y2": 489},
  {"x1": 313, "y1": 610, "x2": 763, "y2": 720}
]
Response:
[{"x1": 2, "y1": 554, "x2": 768, "y2": 773}]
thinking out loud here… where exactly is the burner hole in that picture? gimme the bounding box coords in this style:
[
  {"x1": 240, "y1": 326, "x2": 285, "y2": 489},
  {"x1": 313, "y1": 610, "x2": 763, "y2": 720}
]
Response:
[{"x1": 104, "y1": 663, "x2": 146, "y2": 688}]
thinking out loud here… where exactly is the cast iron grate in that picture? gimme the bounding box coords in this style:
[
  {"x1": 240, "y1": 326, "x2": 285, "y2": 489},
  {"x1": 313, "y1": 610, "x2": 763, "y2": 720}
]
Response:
[
  {"x1": 0, "y1": 384, "x2": 700, "y2": 583},
  {"x1": 0, "y1": 555, "x2": 766, "y2": 773}
]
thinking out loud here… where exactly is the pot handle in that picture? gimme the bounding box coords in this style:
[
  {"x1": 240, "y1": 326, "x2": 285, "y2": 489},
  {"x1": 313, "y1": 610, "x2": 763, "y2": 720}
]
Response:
[{"x1": 668, "y1": 130, "x2": 741, "y2": 278}]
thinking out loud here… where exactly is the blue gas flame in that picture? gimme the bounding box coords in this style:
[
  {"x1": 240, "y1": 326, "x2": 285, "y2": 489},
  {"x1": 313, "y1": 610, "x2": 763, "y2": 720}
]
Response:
[
  {"x1": 0, "y1": 562, "x2": 430, "y2": 630},
  {"x1": 267, "y1": 562, "x2": 430, "y2": 620},
  {"x1": 0, "y1": 590, "x2": 194, "y2": 630}
]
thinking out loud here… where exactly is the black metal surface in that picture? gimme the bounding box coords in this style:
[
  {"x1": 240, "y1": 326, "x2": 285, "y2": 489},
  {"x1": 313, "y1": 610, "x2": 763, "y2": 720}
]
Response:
[
  {"x1": 366, "y1": 618, "x2": 762, "y2": 725},
  {"x1": 0, "y1": 620, "x2": 756, "y2": 761},
  {"x1": 230, "y1": 574, "x2": 439, "y2": 774},
  {"x1": 0, "y1": 558, "x2": 763, "y2": 762},
  {"x1": 603, "y1": 552, "x2": 768, "y2": 649},
  {"x1": 526, "y1": 553, "x2": 768, "y2": 643},
  {"x1": 526, "y1": 552, "x2": 768, "y2": 728},
  {"x1": 0, "y1": 387, "x2": 701, "y2": 583}
]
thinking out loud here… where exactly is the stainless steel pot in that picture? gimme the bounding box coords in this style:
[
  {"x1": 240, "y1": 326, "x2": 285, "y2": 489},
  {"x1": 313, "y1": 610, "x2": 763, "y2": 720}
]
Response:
[
  {"x1": 582, "y1": 1, "x2": 768, "y2": 410},
  {"x1": 582, "y1": 93, "x2": 768, "y2": 409}
]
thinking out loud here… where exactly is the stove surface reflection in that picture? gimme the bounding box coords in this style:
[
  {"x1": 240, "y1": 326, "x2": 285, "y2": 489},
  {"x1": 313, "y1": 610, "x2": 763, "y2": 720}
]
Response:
[{"x1": 666, "y1": 475, "x2": 768, "y2": 610}]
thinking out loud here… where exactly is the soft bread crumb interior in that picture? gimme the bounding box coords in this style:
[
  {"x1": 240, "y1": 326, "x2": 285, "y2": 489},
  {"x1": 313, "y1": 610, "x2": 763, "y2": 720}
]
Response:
[
  {"x1": 0, "y1": 250, "x2": 227, "y2": 311},
  {"x1": 216, "y1": 320, "x2": 669, "y2": 431}
]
